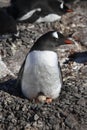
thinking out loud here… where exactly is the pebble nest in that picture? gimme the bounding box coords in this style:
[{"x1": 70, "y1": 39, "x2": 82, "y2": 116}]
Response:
[{"x1": 0, "y1": 0, "x2": 87, "y2": 130}]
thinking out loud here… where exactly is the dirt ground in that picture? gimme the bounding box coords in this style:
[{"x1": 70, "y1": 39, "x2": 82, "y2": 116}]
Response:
[{"x1": 0, "y1": 0, "x2": 87, "y2": 130}]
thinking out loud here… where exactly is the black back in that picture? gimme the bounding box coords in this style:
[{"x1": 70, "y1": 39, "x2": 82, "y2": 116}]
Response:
[{"x1": 0, "y1": 8, "x2": 17, "y2": 35}]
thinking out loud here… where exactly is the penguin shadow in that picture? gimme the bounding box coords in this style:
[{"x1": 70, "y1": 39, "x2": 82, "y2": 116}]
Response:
[
  {"x1": 64, "y1": 51, "x2": 87, "y2": 64},
  {"x1": 0, "y1": 77, "x2": 24, "y2": 98}
]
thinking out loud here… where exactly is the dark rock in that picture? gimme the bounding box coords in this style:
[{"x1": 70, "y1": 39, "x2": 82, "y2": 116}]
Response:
[
  {"x1": 77, "y1": 98, "x2": 86, "y2": 106},
  {"x1": 65, "y1": 114, "x2": 78, "y2": 129}
]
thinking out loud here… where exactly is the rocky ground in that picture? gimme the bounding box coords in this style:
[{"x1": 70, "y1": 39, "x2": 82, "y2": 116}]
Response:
[{"x1": 0, "y1": 0, "x2": 87, "y2": 130}]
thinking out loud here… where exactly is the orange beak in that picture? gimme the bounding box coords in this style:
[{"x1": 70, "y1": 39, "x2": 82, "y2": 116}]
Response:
[
  {"x1": 64, "y1": 39, "x2": 73, "y2": 44},
  {"x1": 67, "y1": 9, "x2": 73, "y2": 13}
]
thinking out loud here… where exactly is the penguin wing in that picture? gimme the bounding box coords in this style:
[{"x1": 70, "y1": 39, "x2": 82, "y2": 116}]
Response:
[
  {"x1": 16, "y1": 58, "x2": 26, "y2": 88},
  {"x1": 58, "y1": 61, "x2": 63, "y2": 87},
  {"x1": 18, "y1": 9, "x2": 41, "y2": 23}
]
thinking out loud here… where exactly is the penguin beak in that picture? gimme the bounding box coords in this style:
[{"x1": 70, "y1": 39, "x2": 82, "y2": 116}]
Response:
[
  {"x1": 64, "y1": 39, "x2": 73, "y2": 44},
  {"x1": 66, "y1": 9, "x2": 73, "y2": 13}
]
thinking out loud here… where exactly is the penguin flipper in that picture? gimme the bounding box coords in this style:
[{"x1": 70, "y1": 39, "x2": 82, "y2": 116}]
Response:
[
  {"x1": 58, "y1": 61, "x2": 63, "y2": 87},
  {"x1": 16, "y1": 59, "x2": 26, "y2": 88},
  {"x1": 17, "y1": 9, "x2": 41, "y2": 23}
]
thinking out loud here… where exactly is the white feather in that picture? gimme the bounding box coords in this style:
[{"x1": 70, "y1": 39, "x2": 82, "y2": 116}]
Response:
[
  {"x1": 36, "y1": 14, "x2": 61, "y2": 23},
  {"x1": 52, "y1": 32, "x2": 58, "y2": 39},
  {"x1": 21, "y1": 51, "x2": 62, "y2": 99},
  {"x1": 60, "y1": 2, "x2": 64, "y2": 9},
  {"x1": 18, "y1": 8, "x2": 41, "y2": 21}
]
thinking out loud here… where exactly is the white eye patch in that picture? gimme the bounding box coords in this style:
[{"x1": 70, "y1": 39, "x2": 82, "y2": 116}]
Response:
[
  {"x1": 52, "y1": 32, "x2": 58, "y2": 39},
  {"x1": 60, "y1": 2, "x2": 64, "y2": 9}
]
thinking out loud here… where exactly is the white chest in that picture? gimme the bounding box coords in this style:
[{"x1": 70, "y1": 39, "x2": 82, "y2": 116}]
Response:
[
  {"x1": 36, "y1": 14, "x2": 61, "y2": 23},
  {"x1": 21, "y1": 51, "x2": 62, "y2": 99}
]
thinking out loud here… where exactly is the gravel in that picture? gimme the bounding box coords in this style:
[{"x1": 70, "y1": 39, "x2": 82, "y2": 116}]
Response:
[{"x1": 0, "y1": 0, "x2": 87, "y2": 130}]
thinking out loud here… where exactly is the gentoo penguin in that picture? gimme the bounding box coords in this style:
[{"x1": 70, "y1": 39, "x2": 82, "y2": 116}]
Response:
[
  {"x1": 16, "y1": 31, "x2": 73, "y2": 103},
  {"x1": 6, "y1": 0, "x2": 73, "y2": 23},
  {"x1": 0, "y1": 8, "x2": 17, "y2": 38}
]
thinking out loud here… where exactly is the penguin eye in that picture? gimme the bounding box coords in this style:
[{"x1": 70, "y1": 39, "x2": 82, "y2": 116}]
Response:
[{"x1": 60, "y1": 2, "x2": 64, "y2": 9}]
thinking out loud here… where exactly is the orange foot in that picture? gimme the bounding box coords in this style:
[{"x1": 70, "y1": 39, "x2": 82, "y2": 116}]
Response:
[
  {"x1": 36, "y1": 95, "x2": 52, "y2": 103},
  {"x1": 46, "y1": 97, "x2": 52, "y2": 103}
]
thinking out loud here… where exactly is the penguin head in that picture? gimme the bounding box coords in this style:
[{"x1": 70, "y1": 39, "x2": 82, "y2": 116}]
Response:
[
  {"x1": 30, "y1": 31, "x2": 73, "y2": 52},
  {"x1": 59, "y1": 1, "x2": 73, "y2": 13}
]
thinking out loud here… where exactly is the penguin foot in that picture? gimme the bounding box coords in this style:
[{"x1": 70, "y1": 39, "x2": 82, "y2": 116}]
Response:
[
  {"x1": 36, "y1": 95, "x2": 52, "y2": 103},
  {"x1": 45, "y1": 97, "x2": 52, "y2": 103}
]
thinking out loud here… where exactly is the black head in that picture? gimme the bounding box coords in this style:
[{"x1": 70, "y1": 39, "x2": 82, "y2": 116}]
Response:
[
  {"x1": 58, "y1": 1, "x2": 73, "y2": 14},
  {"x1": 30, "y1": 31, "x2": 73, "y2": 52},
  {"x1": 48, "y1": 0, "x2": 73, "y2": 15}
]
